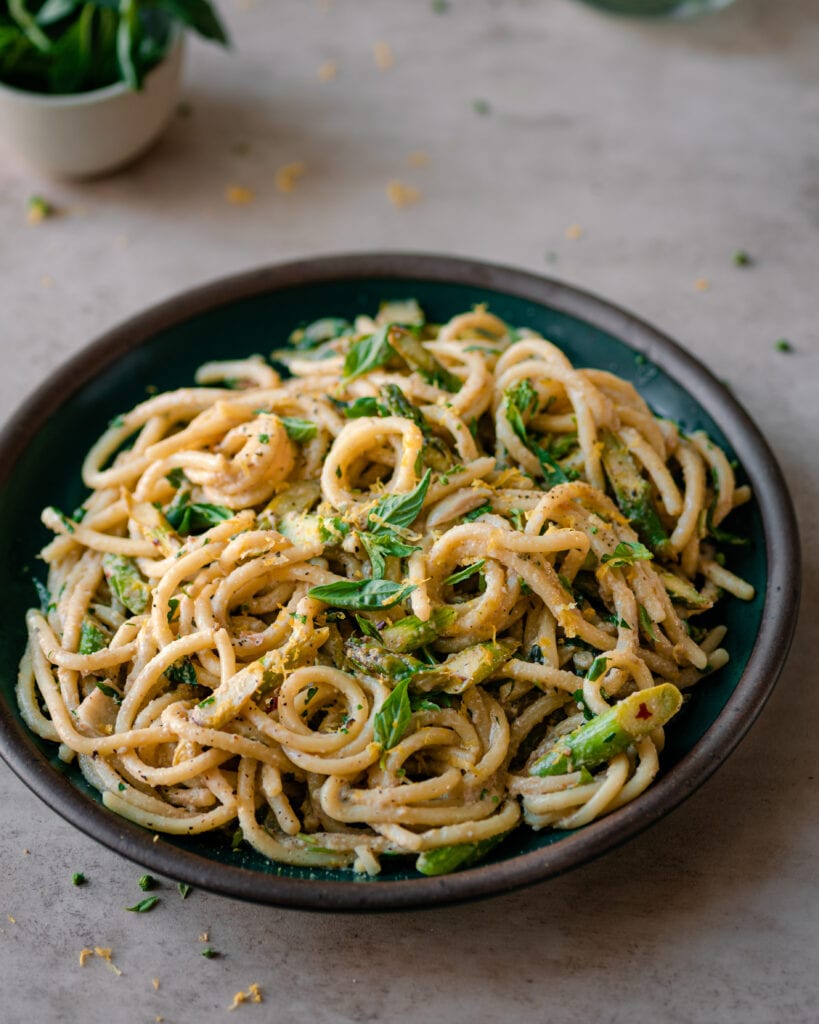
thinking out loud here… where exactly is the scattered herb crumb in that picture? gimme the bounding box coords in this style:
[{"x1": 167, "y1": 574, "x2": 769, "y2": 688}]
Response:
[
  {"x1": 72, "y1": 872, "x2": 86, "y2": 886},
  {"x1": 733, "y1": 249, "x2": 752, "y2": 266},
  {"x1": 138, "y1": 874, "x2": 157, "y2": 891},
  {"x1": 27, "y1": 195, "x2": 56, "y2": 225},
  {"x1": 544, "y1": 250, "x2": 559, "y2": 263},
  {"x1": 275, "y1": 161, "x2": 307, "y2": 194},
  {"x1": 432, "y1": 0, "x2": 449, "y2": 11},
  {"x1": 386, "y1": 181, "x2": 421, "y2": 207},
  {"x1": 775, "y1": 338, "x2": 793, "y2": 353},
  {"x1": 472, "y1": 98, "x2": 491, "y2": 116},
  {"x1": 178, "y1": 882, "x2": 192, "y2": 899},
  {"x1": 201, "y1": 947, "x2": 219, "y2": 958},
  {"x1": 126, "y1": 896, "x2": 159, "y2": 913}
]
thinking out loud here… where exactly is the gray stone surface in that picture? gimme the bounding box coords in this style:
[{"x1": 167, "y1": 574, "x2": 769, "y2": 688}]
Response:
[{"x1": 0, "y1": 1, "x2": 817, "y2": 1021}]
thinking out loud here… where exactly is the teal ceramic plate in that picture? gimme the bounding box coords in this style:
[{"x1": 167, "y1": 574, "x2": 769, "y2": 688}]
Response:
[{"x1": 0, "y1": 254, "x2": 800, "y2": 910}]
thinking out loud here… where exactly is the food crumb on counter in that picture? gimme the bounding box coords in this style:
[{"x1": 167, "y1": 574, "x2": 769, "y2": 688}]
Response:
[
  {"x1": 229, "y1": 983, "x2": 263, "y2": 1010},
  {"x1": 386, "y1": 181, "x2": 421, "y2": 207},
  {"x1": 275, "y1": 162, "x2": 307, "y2": 194},
  {"x1": 373, "y1": 41, "x2": 394, "y2": 70},
  {"x1": 225, "y1": 186, "x2": 256, "y2": 206}
]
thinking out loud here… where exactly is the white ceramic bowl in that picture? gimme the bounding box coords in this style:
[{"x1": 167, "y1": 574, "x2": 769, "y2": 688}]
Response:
[{"x1": 0, "y1": 37, "x2": 184, "y2": 179}]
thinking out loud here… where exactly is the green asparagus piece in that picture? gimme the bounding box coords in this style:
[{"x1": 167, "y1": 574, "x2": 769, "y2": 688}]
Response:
[
  {"x1": 416, "y1": 831, "x2": 509, "y2": 876},
  {"x1": 345, "y1": 638, "x2": 425, "y2": 683},
  {"x1": 600, "y1": 429, "x2": 670, "y2": 556},
  {"x1": 379, "y1": 607, "x2": 457, "y2": 653},
  {"x1": 422, "y1": 638, "x2": 519, "y2": 694},
  {"x1": 387, "y1": 326, "x2": 462, "y2": 392},
  {"x1": 379, "y1": 384, "x2": 449, "y2": 469},
  {"x1": 78, "y1": 617, "x2": 108, "y2": 655},
  {"x1": 655, "y1": 567, "x2": 710, "y2": 608},
  {"x1": 345, "y1": 637, "x2": 518, "y2": 694},
  {"x1": 102, "y1": 554, "x2": 151, "y2": 615},
  {"x1": 530, "y1": 683, "x2": 683, "y2": 777}
]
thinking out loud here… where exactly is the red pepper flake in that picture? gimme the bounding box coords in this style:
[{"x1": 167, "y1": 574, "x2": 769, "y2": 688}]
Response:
[{"x1": 635, "y1": 702, "x2": 652, "y2": 721}]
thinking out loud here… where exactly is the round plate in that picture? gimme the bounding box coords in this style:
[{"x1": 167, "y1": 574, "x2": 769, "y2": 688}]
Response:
[{"x1": 0, "y1": 253, "x2": 800, "y2": 910}]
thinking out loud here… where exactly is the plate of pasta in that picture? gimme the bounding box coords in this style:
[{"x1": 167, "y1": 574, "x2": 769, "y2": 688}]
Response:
[{"x1": 0, "y1": 254, "x2": 799, "y2": 909}]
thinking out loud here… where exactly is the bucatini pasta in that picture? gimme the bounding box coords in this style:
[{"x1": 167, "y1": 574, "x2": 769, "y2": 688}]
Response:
[{"x1": 18, "y1": 300, "x2": 754, "y2": 876}]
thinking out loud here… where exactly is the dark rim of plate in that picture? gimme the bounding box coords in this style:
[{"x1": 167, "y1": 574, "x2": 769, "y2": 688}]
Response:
[{"x1": 0, "y1": 252, "x2": 801, "y2": 912}]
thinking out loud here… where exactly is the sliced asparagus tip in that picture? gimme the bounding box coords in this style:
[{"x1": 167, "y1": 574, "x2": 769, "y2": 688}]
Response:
[
  {"x1": 380, "y1": 607, "x2": 457, "y2": 653},
  {"x1": 416, "y1": 832, "x2": 509, "y2": 876},
  {"x1": 530, "y1": 683, "x2": 683, "y2": 777},
  {"x1": 387, "y1": 326, "x2": 462, "y2": 393}
]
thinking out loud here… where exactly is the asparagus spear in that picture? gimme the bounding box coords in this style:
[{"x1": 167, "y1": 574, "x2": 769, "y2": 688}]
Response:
[
  {"x1": 378, "y1": 384, "x2": 449, "y2": 469},
  {"x1": 102, "y1": 554, "x2": 151, "y2": 615},
  {"x1": 345, "y1": 637, "x2": 518, "y2": 694},
  {"x1": 416, "y1": 831, "x2": 509, "y2": 876},
  {"x1": 387, "y1": 326, "x2": 462, "y2": 392},
  {"x1": 379, "y1": 607, "x2": 456, "y2": 653},
  {"x1": 655, "y1": 567, "x2": 710, "y2": 609},
  {"x1": 600, "y1": 429, "x2": 670, "y2": 556},
  {"x1": 530, "y1": 683, "x2": 682, "y2": 777},
  {"x1": 420, "y1": 639, "x2": 519, "y2": 694}
]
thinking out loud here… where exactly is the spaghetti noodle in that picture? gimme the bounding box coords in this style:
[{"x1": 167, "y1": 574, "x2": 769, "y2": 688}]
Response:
[{"x1": 18, "y1": 301, "x2": 754, "y2": 876}]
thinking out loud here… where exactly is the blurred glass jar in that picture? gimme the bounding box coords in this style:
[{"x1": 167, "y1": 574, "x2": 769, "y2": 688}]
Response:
[{"x1": 579, "y1": 0, "x2": 737, "y2": 16}]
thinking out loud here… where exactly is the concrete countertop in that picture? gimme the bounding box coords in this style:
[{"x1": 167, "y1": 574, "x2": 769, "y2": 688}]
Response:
[{"x1": 0, "y1": 1, "x2": 816, "y2": 1021}]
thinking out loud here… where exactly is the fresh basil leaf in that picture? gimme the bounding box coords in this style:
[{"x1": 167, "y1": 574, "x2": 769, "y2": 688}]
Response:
[
  {"x1": 638, "y1": 604, "x2": 657, "y2": 642},
  {"x1": 359, "y1": 532, "x2": 419, "y2": 580},
  {"x1": 37, "y1": 0, "x2": 80, "y2": 26},
  {"x1": 572, "y1": 687, "x2": 595, "y2": 721},
  {"x1": 504, "y1": 379, "x2": 572, "y2": 487},
  {"x1": 307, "y1": 579, "x2": 416, "y2": 610},
  {"x1": 463, "y1": 503, "x2": 491, "y2": 522},
  {"x1": 147, "y1": 0, "x2": 227, "y2": 43},
  {"x1": 354, "y1": 614, "x2": 383, "y2": 641},
  {"x1": 601, "y1": 541, "x2": 654, "y2": 567},
  {"x1": 444, "y1": 559, "x2": 486, "y2": 587},
  {"x1": 165, "y1": 656, "x2": 197, "y2": 686},
  {"x1": 126, "y1": 896, "x2": 159, "y2": 913},
  {"x1": 95, "y1": 681, "x2": 123, "y2": 704},
  {"x1": 368, "y1": 470, "x2": 431, "y2": 532},
  {"x1": 165, "y1": 492, "x2": 232, "y2": 535},
  {"x1": 337, "y1": 396, "x2": 387, "y2": 419},
  {"x1": 342, "y1": 325, "x2": 394, "y2": 382},
  {"x1": 165, "y1": 467, "x2": 186, "y2": 488},
  {"x1": 281, "y1": 416, "x2": 318, "y2": 442},
  {"x1": 79, "y1": 619, "x2": 107, "y2": 655},
  {"x1": 289, "y1": 317, "x2": 352, "y2": 349},
  {"x1": 373, "y1": 677, "x2": 412, "y2": 749},
  {"x1": 409, "y1": 691, "x2": 453, "y2": 712}
]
